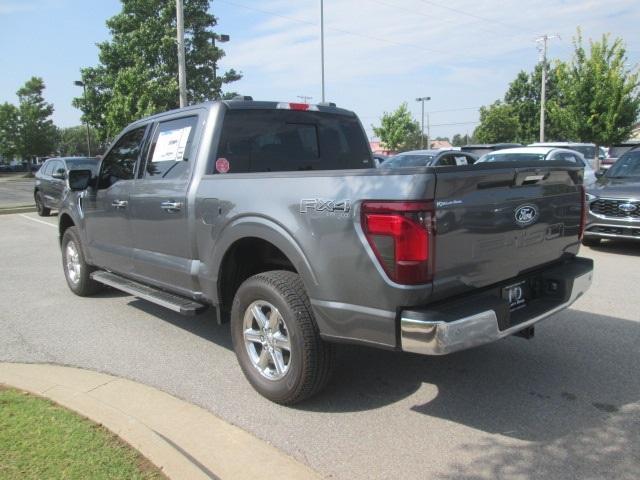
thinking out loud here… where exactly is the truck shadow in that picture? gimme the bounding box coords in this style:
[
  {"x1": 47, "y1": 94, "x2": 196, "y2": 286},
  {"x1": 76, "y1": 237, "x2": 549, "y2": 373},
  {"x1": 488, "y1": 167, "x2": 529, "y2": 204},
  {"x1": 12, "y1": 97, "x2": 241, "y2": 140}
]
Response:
[
  {"x1": 588, "y1": 239, "x2": 640, "y2": 256},
  {"x1": 126, "y1": 300, "x2": 639, "y2": 446},
  {"x1": 302, "y1": 309, "x2": 640, "y2": 442}
]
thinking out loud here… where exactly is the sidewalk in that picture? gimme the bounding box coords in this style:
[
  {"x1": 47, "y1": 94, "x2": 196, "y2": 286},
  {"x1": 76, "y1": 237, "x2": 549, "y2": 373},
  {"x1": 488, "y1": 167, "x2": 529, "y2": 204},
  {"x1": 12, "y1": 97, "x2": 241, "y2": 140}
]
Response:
[{"x1": 0, "y1": 363, "x2": 320, "y2": 480}]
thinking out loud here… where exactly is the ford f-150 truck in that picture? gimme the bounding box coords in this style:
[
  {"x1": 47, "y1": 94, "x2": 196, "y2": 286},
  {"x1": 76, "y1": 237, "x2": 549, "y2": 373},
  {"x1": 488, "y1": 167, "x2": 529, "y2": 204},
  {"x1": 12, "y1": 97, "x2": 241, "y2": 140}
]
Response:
[{"x1": 58, "y1": 98, "x2": 593, "y2": 404}]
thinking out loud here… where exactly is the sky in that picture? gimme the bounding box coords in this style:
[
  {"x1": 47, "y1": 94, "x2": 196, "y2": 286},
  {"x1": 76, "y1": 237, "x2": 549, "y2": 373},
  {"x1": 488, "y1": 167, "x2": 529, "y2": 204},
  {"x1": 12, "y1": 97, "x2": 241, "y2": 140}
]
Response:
[{"x1": 1, "y1": 0, "x2": 639, "y2": 140}]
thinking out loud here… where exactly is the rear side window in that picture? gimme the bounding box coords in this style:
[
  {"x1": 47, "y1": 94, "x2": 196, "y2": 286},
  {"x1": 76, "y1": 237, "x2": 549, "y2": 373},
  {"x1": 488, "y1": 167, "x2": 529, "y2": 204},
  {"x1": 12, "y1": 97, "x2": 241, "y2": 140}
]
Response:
[
  {"x1": 214, "y1": 109, "x2": 372, "y2": 173},
  {"x1": 98, "y1": 126, "x2": 146, "y2": 189},
  {"x1": 143, "y1": 116, "x2": 198, "y2": 180}
]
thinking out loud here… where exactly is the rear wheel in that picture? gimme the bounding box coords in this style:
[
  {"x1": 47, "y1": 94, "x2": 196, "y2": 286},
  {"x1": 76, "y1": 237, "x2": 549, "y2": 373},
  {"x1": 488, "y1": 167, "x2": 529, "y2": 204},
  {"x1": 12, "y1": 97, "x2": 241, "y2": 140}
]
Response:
[
  {"x1": 35, "y1": 191, "x2": 50, "y2": 217},
  {"x1": 581, "y1": 237, "x2": 601, "y2": 247},
  {"x1": 61, "y1": 227, "x2": 102, "y2": 296},
  {"x1": 231, "y1": 271, "x2": 335, "y2": 404}
]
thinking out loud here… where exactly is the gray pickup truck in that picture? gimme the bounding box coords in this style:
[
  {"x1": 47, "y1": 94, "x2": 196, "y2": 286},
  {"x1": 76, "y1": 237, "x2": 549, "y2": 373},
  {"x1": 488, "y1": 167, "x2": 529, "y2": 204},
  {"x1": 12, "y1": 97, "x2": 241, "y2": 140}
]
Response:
[{"x1": 59, "y1": 98, "x2": 593, "y2": 404}]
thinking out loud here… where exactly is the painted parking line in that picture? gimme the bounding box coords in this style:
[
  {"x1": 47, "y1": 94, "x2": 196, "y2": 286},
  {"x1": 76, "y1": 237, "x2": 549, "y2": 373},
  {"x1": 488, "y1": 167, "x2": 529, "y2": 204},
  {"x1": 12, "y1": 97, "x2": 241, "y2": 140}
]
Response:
[{"x1": 18, "y1": 213, "x2": 57, "y2": 229}]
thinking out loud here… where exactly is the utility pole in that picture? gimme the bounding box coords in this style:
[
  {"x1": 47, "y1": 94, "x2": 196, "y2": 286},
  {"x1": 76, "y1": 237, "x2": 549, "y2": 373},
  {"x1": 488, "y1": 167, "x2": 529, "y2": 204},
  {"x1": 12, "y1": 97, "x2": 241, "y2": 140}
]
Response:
[
  {"x1": 73, "y1": 80, "x2": 92, "y2": 156},
  {"x1": 535, "y1": 34, "x2": 559, "y2": 142},
  {"x1": 297, "y1": 95, "x2": 313, "y2": 104},
  {"x1": 416, "y1": 97, "x2": 431, "y2": 149},
  {"x1": 176, "y1": 0, "x2": 187, "y2": 108},
  {"x1": 320, "y1": 0, "x2": 325, "y2": 102}
]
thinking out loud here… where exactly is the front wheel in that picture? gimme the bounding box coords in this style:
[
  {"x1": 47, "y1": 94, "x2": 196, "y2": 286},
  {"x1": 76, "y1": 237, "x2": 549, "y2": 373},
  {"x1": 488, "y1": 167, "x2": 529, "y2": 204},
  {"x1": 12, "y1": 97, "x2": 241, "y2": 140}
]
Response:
[
  {"x1": 61, "y1": 227, "x2": 102, "y2": 296},
  {"x1": 231, "y1": 271, "x2": 335, "y2": 404},
  {"x1": 35, "y1": 191, "x2": 50, "y2": 217}
]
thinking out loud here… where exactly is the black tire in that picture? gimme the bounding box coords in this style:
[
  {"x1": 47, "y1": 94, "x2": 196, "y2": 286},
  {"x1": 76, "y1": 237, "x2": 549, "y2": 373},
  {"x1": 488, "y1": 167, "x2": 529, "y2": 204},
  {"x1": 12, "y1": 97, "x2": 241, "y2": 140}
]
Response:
[
  {"x1": 61, "y1": 226, "x2": 102, "y2": 296},
  {"x1": 231, "y1": 270, "x2": 335, "y2": 405},
  {"x1": 35, "y1": 191, "x2": 50, "y2": 217},
  {"x1": 582, "y1": 237, "x2": 601, "y2": 247}
]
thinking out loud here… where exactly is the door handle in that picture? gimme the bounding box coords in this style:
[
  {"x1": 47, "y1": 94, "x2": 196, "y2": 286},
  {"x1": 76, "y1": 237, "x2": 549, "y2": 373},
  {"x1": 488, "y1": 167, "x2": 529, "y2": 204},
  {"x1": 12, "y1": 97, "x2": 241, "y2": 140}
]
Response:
[
  {"x1": 160, "y1": 201, "x2": 183, "y2": 212},
  {"x1": 111, "y1": 200, "x2": 128, "y2": 209}
]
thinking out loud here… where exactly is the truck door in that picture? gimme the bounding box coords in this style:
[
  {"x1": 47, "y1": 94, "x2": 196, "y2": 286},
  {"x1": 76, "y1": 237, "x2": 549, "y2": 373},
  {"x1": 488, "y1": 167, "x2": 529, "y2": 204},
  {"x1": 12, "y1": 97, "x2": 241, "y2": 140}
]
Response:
[
  {"x1": 128, "y1": 114, "x2": 200, "y2": 293},
  {"x1": 82, "y1": 125, "x2": 148, "y2": 274}
]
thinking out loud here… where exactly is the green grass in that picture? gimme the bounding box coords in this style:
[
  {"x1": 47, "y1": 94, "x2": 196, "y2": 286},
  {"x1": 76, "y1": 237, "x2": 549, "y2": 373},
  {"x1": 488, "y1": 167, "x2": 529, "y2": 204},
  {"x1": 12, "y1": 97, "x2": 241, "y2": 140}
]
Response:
[{"x1": 0, "y1": 387, "x2": 165, "y2": 480}]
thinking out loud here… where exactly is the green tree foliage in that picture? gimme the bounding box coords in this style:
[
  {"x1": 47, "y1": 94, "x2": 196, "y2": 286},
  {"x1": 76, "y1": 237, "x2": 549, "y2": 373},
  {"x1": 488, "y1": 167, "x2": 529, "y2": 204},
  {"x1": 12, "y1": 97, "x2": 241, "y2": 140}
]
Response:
[
  {"x1": 74, "y1": 0, "x2": 242, "y2": 141},
  {"x1": 373, "y1": 103, "x2": 421, "y2": 151},
  {"x1": 473, "y1": 101, "x2": 519, "y2": 143},
  {"x1": 451, "y1": 133, "x2": 474, "y2": 146},
  {"x1": 16, "y1": 77, "x2": 57, "y2": 164},
  {"x1": 57, "y1": 126, "x2": 103, "y2": 156},
  {"x1": 556, "y1": 31, "x2": 640, "y2": 147},
  {"x1": 0, "y1": 103, "x2": 20, "y2": 161}
]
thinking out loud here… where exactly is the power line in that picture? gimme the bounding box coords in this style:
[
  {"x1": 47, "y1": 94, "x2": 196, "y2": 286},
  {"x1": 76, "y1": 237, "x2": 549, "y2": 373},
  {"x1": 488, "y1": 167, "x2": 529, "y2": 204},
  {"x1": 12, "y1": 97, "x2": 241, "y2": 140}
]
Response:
[
  {"x1": 216, "y1": 0, "x2": 479, "y2": 60},
  {"x1": 427, "y1": 106, "x2": 481, "y2": 114},
  {"x1": 429, "y1": 121, "x2": 479, "y2": 127}
]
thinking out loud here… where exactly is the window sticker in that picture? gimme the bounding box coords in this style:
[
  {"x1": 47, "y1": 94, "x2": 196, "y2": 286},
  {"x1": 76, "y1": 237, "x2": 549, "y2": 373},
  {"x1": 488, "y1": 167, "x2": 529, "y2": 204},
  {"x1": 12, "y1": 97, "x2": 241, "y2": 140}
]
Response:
[
  {"x1": 454, "y1": 156, "x2": 468, "y2": 166},
  {"x1": 152, "y1": 126, "x2": 192, "y2": 162},
  {"x1": 216, "y1": 157, "x2": 230, "y2": 173}
]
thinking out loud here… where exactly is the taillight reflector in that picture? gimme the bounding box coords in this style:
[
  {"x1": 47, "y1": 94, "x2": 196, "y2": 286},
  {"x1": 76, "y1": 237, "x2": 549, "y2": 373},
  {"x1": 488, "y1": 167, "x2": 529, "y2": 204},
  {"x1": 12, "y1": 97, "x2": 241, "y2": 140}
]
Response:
[{"x1": 362, "y1": 201, "x2": 435, "y2": 285}]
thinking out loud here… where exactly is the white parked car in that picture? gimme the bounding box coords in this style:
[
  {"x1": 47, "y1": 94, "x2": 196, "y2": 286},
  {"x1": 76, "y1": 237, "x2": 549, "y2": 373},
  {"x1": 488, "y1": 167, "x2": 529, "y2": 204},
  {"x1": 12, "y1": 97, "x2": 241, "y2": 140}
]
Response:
[{"x1": 476, "y1": 147, "x2": 597, "y2": 187}]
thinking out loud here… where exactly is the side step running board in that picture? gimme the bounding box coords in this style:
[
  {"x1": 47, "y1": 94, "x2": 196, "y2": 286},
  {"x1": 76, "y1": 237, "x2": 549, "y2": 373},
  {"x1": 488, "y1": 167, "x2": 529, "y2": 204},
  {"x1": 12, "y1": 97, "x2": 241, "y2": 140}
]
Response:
[{"x1": 91, "y1": 271, "x2": 206, "y2": 316}]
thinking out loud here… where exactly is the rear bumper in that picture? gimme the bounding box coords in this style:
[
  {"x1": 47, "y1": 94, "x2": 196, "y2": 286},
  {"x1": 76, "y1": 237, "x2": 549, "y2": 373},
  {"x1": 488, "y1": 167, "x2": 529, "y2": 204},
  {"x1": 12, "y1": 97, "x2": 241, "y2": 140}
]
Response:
[{"x1": 400, "y1": 257, "x2": 593, "y2": 355}]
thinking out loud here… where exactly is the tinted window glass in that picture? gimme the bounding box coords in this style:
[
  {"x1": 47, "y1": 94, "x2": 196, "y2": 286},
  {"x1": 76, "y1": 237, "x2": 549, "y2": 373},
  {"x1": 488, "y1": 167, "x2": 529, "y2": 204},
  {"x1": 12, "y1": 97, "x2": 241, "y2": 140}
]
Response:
[
  {"x1": 215, "y1": 109, "x2": 371, "y2": 173},
  {"x1": 607, "y1": 150, "x2": 640, "y2": 178},
  {"x1": 98, "y1": 127, "x2": 146, "y2": 189},
  {"x1": 51, "y1": 160, "x2": 64, "y2": 175},
  {"x1": 381, "y1": 154, "x2": 433, "y2": 168},
  {"x1": 42, "y1": 161, "x2": 54, "y2": 176},
  {"x1": 144, "y1": 116, "x2": 198, "y2": 180},
  {"x1": 550, "y1": 151, "x2": 579, "y2": 163},
  {"x1": 480, "y1": 153, "x2": 546, "y2": 163}
]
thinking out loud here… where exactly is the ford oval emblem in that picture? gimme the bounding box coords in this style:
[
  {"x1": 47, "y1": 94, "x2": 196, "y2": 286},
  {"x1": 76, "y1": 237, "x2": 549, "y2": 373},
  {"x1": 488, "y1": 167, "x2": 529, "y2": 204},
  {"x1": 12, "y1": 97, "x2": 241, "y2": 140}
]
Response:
[
  {"x1": 514, "y1": 204, "x2": 539, "y2": 226},
  {"x1": 618, "y1": 203, "x2": 637, "y2": 213}
]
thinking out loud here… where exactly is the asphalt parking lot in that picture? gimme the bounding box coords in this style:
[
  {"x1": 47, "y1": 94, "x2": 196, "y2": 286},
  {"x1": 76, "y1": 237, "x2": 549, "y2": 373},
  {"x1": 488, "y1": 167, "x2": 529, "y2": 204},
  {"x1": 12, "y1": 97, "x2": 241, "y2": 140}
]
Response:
[
  {"x1": 1, "y1": 212, "x2": 639, "y2": 480},
  {"x1": 0, "y1": 176, "x2": 35, "y2": 207}
]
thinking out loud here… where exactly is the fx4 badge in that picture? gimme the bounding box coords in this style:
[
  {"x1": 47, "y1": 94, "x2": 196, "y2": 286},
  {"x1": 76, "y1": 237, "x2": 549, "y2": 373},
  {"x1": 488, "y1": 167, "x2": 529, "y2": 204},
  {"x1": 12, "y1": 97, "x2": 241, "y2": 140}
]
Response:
[{"x1": 300, "y1": 198, "x2": 351, "y2": 215}]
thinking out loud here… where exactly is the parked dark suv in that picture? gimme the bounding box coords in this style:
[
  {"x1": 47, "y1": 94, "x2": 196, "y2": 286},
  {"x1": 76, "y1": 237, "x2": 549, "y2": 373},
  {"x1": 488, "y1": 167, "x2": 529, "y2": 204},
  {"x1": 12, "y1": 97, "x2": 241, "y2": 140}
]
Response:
[
  {"x1": 584, "y1": 146, "x2": 640, "y2": 245},
  {"x1": 34, "y1": 157, "x2": 99, "y2": 216}
]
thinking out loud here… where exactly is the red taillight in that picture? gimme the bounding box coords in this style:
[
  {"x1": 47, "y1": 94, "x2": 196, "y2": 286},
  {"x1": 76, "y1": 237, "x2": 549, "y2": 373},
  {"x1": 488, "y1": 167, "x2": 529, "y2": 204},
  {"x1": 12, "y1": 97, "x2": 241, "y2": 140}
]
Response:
[
  {"x1": 289, "y1": 102, "x2": 310, "y2": 111},
  {"x1": 362, "y1": 201, "x2": 435, "y2": 285},
  {"x1": 579, "y1": 185, "x2": 587, "y2": 240}
]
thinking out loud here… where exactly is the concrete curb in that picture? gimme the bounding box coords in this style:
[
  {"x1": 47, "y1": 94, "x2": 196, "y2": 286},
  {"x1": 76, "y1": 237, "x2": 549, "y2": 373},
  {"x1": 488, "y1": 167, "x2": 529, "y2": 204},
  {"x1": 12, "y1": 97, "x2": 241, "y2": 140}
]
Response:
[
  {"x1": 0, "y1": 205, "x2": 36, "y2": 215},
  {"x1": 0, "y1": 363, "x2": 320, "y2": 480}
]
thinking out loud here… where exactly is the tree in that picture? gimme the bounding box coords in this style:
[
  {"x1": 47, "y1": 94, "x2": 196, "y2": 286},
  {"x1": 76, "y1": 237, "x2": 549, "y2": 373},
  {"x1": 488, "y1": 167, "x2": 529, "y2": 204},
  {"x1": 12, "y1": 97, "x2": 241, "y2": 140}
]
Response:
[
  {"x1": 373, "y1": 103, "x2": 421, "y2": 152},
  {"x1": 0, "y1": 103, "x2": 20, "y2": 162},
  {"x1": 16, "y1": 77, "x2": 57, "y2": 165},
  {"x1": 57, "y1": 126, "x2": 103, "y2": 156},
  {"x1": 451, "y1": 133, "x2": 474, "y2": 146},
  {"x1": 74, "y1": 0, "x2": 242, "y2": 141},
  {"x1": 556, "y1": 30, "x2": 640, "y2": 151},
  {"x1": 473, "y1": 101, "x2": 519, "y2": 143}
]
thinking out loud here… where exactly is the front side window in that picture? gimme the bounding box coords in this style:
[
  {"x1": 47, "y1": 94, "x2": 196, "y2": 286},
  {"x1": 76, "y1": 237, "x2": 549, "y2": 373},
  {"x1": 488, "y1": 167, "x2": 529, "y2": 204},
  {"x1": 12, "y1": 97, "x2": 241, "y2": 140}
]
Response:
[
  {"x1": 607, "y1": 150, "x2": 640, "y2": 178},
  {"x1": 98, "y1": 127, "x2": 146, "y2": 189},
  {"x1": 143, "y1": 116, "x2": 198, "y2": 180}
]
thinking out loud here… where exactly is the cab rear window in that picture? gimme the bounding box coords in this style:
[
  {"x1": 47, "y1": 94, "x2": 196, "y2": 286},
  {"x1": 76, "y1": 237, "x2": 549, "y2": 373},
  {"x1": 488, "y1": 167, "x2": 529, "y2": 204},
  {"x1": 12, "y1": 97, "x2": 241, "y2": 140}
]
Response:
[{"x1": 214, "y1": 109, "x2": 372, "y2": 173}]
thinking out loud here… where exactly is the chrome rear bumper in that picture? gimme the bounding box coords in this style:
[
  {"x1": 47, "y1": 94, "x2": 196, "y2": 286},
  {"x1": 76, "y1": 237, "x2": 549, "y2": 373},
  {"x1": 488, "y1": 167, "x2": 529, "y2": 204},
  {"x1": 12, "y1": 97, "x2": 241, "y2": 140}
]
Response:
[{"x1": 400, "y1": 262, "x2": 593, "y2": 356}]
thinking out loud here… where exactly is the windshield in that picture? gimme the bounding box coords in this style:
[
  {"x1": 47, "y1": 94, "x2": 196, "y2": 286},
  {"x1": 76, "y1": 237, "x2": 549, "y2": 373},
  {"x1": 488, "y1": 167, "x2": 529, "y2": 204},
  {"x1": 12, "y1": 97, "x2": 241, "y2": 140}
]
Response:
[
  {"x1": 380, "y1": 154, "x2": 434, "y2": 168},
  {"x1": 477, "y1": 152, "x2": 546, "y2": 163},
  {"x1": 607, "y1": 150, "x2": 640, "y2": 178},
  {"x1": 65, "y1": 158, "x2": 99, "y2": 172},
  {"x1": 542, "y1": 144, "x2": 595, "y2": 159},
  {"x1": 608, "y1": 145, "x2": 636, "y2": 158}
]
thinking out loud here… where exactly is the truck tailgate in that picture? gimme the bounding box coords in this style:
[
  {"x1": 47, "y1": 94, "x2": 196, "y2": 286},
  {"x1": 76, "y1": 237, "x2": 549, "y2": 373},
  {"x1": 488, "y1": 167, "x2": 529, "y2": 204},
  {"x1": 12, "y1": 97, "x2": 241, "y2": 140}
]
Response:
[{"x1": 432, "y1": 164, "x2": 583, "y2": 299}]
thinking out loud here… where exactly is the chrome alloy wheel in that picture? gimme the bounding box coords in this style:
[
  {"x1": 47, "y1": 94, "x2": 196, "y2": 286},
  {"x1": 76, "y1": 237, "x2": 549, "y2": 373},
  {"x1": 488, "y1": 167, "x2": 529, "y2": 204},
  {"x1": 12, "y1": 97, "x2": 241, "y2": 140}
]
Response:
[
  {"x1": 243, "y1": 300, "x2": 291, "y2": 380},
  {"x1": 65, "y1": 240, "x2": 82, "y2": 285}
]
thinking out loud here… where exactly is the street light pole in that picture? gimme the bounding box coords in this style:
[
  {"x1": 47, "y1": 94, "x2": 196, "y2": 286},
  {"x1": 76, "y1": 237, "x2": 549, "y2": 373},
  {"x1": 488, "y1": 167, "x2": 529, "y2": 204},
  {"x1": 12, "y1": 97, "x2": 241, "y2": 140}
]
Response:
[
  {"x1": 212, "y1": 34, "x2": 230, "y2": 99},
  {"x1": 416, "y1": 97, "x2": 431, "y2": 149},
  {"x1": 74, "y1": 80, "x2": 91, "y2": 156},
  {"x1": 535, "y1": 34, "x2": 559, "y2": 143},
  {"x1": 320, "y1": 0, "x2": 325, "y2": 102},
  {"x1": 176, "y1": 0, "x2": 187, "y2": 108}
]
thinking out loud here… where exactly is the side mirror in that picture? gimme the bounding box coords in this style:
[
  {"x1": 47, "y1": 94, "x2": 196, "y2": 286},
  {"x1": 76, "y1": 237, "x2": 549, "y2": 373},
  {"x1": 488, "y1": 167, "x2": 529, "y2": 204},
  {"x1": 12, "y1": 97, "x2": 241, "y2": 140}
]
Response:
[
  {"x1": 51, "y1": 170, "x2": 66, "y2": 180},
  {"x1": 68, "y1": 169, "x2": 93, "y2": 191}
]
